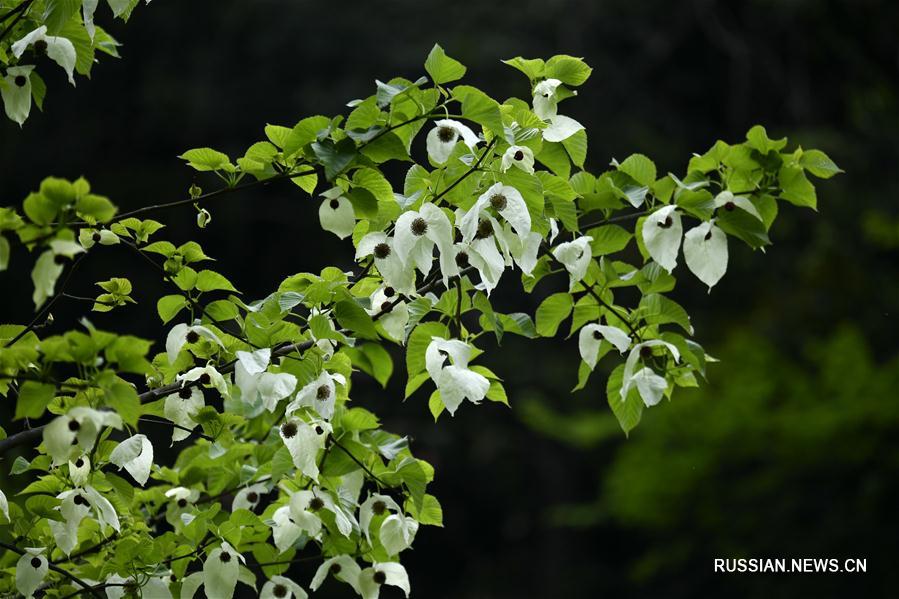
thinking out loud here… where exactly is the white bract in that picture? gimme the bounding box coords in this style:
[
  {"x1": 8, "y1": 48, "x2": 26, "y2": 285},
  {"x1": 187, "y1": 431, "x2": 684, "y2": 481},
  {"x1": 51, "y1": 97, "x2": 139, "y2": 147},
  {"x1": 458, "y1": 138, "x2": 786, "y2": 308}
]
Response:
[
  {"x1": 425, "y1": 119, "x2": 479, "y2": 164},
  {"x1": 620, "y1": 340, "x2": 681, "y2": 407},
  {"x1": 43, "y1": 407, "x2": 123, "y2": 465},
  {"x1": 68, "y1": 455, "x2": 91, "y2": 486},
  {"x1": 319, "y1": 187, "x2": 356, "y2": 239},
  {"x1": 578, "y1": 324, "x2": 631, "y2": 369},
  {"x1": 261, "y1": 575, "x2": 307, "y2": 599},
  {"x1": 714, "y1": 190, "x2": 763, "y2": 221},
  {"x1": 459, "y1": 183, "x2": 531, "y2": 242},
  {"x1": 425, "y1": 337, "x2": 490, "y2": 415},
  {"x1": 1, "y1": 66, "x2": 35, "y2": 126},
  {"x1": 683, "y1": 220, "x2": 729, "y2": 291},
  {"x1": 15, "y1": 549, "x2": 47, "y2": 599},
  {"x1": 78, "y1": 228, "x2": 119, "y2": 249},
  {"x1": 11, "y1": 27, "x2": 76, "y2": 85},
  {"x1": 642, "y1": 205, "x2": 683, "y2": 273},
  {"x1": 235, "y1": 348, "x2": 298, "y2": 413},
  {"x1": 356, "y1": 232, "x2": 415, "y2": 295},
  {"x1": 232, "y1": 482, "x2": 269, "y2": 512},
  {"x1": 552, "y1": 236, "x2": 594, "y2": 290},
  {"x1": 179, "y1": 364, "x2": 231, "y2": 399},
  {"x1": 368, "y1": 286, "x2": 409, "y2": 342},
  {"x1": 532, "y1": 78, "x2": 584, "y2": 142},
  {"x1": 359, "y1": 493, "x2": 403, "y2": 544},
  {"x1": 500, "y1": 145, "x2": 535, "y2": 174},
  {"x1": 358, "y1": 562, "x2": 411, "y2": 599},
  {"x1": 286, "y1": 370, "x2": 345, "y2": 420},
  {"x1": 279, "y1": 418, "x2": 331, "y2": 480},
  {"x1": 394, "y1": 203, "x2": 454, "y2": 283},
  {"x1": 0, "y1": 489, "x2": 8, "y2": 522},
  {"x1": 310, "y1": 555, "x2": 363, "y2": 595},
  {"x1": 201, "y1": 542, "x2": 244, "y2": 599},
  {"x1": 165, "y1": 322, "x2": 224, "y2": 364},
  {"x1": 109, "y1": 434, "x2": 154, "y2": 485},
  {"x1": 164, "y1": 386, "x2": 204, "y2": 442}
]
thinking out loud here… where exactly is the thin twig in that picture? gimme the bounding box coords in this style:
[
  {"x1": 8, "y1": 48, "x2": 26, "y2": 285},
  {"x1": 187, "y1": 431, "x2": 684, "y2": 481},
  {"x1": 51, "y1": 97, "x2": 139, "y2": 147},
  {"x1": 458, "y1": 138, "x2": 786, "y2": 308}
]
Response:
[{"x1": 0, "y1": 541, "x2": 102, "y2": 598}]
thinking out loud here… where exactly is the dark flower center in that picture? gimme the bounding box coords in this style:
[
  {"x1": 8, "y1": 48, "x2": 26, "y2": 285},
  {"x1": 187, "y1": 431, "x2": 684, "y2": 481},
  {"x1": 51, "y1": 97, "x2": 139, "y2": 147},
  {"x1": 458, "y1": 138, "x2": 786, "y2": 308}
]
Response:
[
  {"x1": 704, "y1": 230, "x2": 713, "y2": 241},
  {"x1": 455, "y1": 251, "x2": 469, "y2": 268},
  {"x1": 30, "y1": 557, "x2": 41, "y2": 568},
  {"x1": 14, "y1": 75, "x2": 27, "y2": 87},
  {"x1": 281, "y1": 422, "x2": 298, "y2": 438},
  {"x1": 314, "y1": 425, "x2": 324, "y2": 435},
  {"x1": 380, "y1": 301, "x2": 393, "y2": 313},
  {"x1": 329, "y1": 199, "x2": 340, "y2": 210},
  {"x1": 68, "y1": 419, "x2": 80, "y2": 432},
  {"x1": 170, "y1": 575, "x2": 178, "y2": 583},
  {"x1": 54, "y1": 254, "x2": 67, "y2": 265},
  {"x1": 724, "y1": 201, "x2": 735, "y2": 211},
  {"x1": 179, "y1": 387, "x2": 193, "y2": 399},
  {"x1": 198, "y1": 373, "x2": 211, "y2": 385},
  {"x1": 410, "y1": 217, "x2": 428, "y2": 236},
  {"x1": 219, "y1": 552, "x2": 231, "y2": 563},
  {"x1": 246, "y1": 492, "x2": 259, "y2": 503},
  {"x1": 92, "y1": 232, "x2": 101, "y2": 243},
  {"x1": 73, "y1": 495, "x2": 88, "y2": 506},
  {"x1": 185, "y1": 330, "x2": 200, "y2": 344},
  {"x1": 513, "y1": 150, "x2": 524, "y2": 161},
  {"x1": 639, "y1": 346, "x2": 653, "y2": 359},
  {"x1": 383, "y1": 286, "x2": 395, "y2": 297},
  {"x1": 475, "y1": 218, "x2": 493, "y2": 240},
  {"x1": 316, "y1": 385, "x2": 331, "y2": 400},
  {"x1": 437, "y1": 126, "x2": 456, "y2": 143},
  {"x1": 330, "y1": 563, "x2": 342, "y2": 574},
  {"x1": 373, "y1": 571, "x2": 387, "y2": 585},
  {"x1": 658, "y1": 216, "x2": 673, "y2": 229},
  {"x1": 489, "y1": 194, "x2": 507, "y2": 212},
  {"x1": 372, "y1": 500, "x2": 387, "y2": 515},
  {"x1": 373, "y1": 243, "x2": 391, "y2": 259},
  {"x1": 74, "y1": 458, "x2": 84, "y2": 468},
  {"x1": 273, "y1": 584, "x2": 288, "y2": 598},
  {"x1": 592, "y1": 330, "x2": 602, "y2": 340},
  {"x1": 177, "y1": 498, "x2": 188, "y2": 508},
  {"x1": 309, "y1": 497, "x2": 325, "y2": 511},
  {"x1": 33, "y1": 40, "x2": 48, "y2": 54}
]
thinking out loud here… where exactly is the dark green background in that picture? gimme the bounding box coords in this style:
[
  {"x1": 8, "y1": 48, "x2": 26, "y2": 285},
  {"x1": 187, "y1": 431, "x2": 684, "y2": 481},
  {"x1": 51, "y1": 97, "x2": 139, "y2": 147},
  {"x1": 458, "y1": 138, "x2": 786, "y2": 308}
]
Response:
[{"x1": 2, "y1": 0, "x2": 897, "y2": 597}]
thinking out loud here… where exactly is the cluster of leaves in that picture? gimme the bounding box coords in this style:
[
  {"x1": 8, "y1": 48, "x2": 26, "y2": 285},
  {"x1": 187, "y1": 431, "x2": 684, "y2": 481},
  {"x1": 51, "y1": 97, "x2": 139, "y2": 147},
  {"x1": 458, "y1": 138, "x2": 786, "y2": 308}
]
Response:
[
  {"x1": 0, "y1": 0, "x2": 149, "y2": 125},
  {"x1": 0, "y1": 39, "x2": 839, "y2": 599}
]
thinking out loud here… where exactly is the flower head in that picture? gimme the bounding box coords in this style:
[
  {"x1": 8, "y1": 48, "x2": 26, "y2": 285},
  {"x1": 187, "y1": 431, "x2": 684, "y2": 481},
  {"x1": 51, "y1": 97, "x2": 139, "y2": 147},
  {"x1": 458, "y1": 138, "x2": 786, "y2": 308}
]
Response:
[
  {"x1": 551, "y1": 236, "x2": 594, "y2": 290},
  {"x1": 425, "y1": 337, "x2": 490, "y2": 415},
  {"x1": 319, "y1": 187, "x2": 356, "y2": 239},
  {"x1": 425, "y1": 119, "x2": 480, "y2": 164}
]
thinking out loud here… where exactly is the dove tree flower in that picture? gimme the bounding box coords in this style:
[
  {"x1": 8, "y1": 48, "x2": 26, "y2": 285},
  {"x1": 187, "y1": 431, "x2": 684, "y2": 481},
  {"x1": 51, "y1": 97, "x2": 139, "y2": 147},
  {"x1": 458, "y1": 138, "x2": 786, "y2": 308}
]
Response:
[
  {"x1": 358, "y1": 562, "x2": 411, "y2": 599},
  {"x1": 261, "y1": 575, "x2": 308, "y2": 599},
  {"x1": 279, "y1": 418, "x2": 331, "y2": 480},
  {"x1": 43, "y1": 407, "x2": 123, "y2": 465},
  {"x1": 459, "y1": 183, "x2": 532, "y2": 242},
  {"x1": 578, "y1": 323, "x2": 631, "y2": 369},
  {"x1": 394, "y1": 203, "x2": 455, "y2": 282},
  {"x1": 166, "y1": 322, "x2": 224, "y2": 364},
  {"x1": 552, "y1": 236, "x2": 594, "y2": 290},
  {"x1": 683, "y1": 219, "x2": 729, "y2": 291},
  {"x1": 1, "y1": 66, "x2": 35, "y2": 126},
  {"x1": 234, "y1": 348, "x2": 298, "y2": 413},
  {"x1": 532, "y1": 78, "x2": 585, "y2": 142},
  {"x1": 425, "y1": 337, "x2": 490, "y2": 415},
  {"x1": 501, "y1": 145, "x2": 536, "y2": 174},
  {"x1": 356, "y1": 232, "x2": 416, "y2": 295},
  {"x1": 15, "y1": 549, "x2": 48, "y2": 599},
  {"x1": 286, "y1": 369, "x2": 346, "y2": 420},
  {"x1": 642, "y1": 205, "x2": 683, "y2": 273},
  {"x1": 109, "y1": 434, "x2": 154, "y2": 485},
  {"x1": 425, "y1": 119, "x2": 480, "y2": 164},
  {"x1": 310, "y1": 555, "x2": 363, "y2": 595},
  {"x1": 620, "y1": 340, "x2": 682, "y2": 407},
  {"x1": 319, "y1": 187, "x2": 356, "y2": 239},
  {"x1": 11, "y1": 27, "x2": 76, "y2": 85}
]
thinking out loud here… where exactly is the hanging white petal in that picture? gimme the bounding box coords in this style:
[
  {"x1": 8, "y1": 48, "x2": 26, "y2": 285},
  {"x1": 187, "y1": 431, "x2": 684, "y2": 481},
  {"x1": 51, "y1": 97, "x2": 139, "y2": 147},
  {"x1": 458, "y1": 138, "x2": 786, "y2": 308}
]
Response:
[
  {"x1": 165, "y1": 322, "x2": 224, "y2": 364},
  {"x1": 532, "y1": 78, "x2": 562, "y2": 120},
  {"x1": 1, "y1": 65, "x2": 34, "y2": 126},
  {"x1": 425, "y1": 337, "x2": 490, "y2": 415},
  {"x1": 683, "y1": 220, "x2": 728, "y2": 291},
  {"x1": 356, "y1": 232, "x2": 416, "y2": 295},
  {"x1": 319, "y1": 188, "x2": 356, "y2": 239},
  {"x1": 310, "y1": 555, "x2": 363, "y2": 595},
  {"x1": 551, "y1": 236, "x2": 594, "y2": 291},
  {"x1": 543, "y1": 115, "x2": 584, "y2": 142},
  {"x1": 11, "y1": 27, "x2": 76, "y2": 85},
  {"x1": 642, "y1": 205, "x2": 683, "y2": 273},
  {"x1": 164, "y1": 386, "x2": 204, "y2": 442},
  {"x1": 279, "y1": 419, "x2": 330, "y2": 480},
  {"x1": 261, "y1": 575, "x2": 308, "y2": 599},
  {"x1": 425, "y1": 119, "x2": 480, "y2": 165},
  {"x1": 578, "y1": 324, "x2": 631, "y2": 369},
  {"x1": 714, "y1": 190, "x2": 763, "y2": 221},
  {"x1": 43, "y1": 407, "x2": 123, "y2": 465},
  {"x1": 203, "y1": 542, "x2": 243, "y2": 599},
  {"x1": 109, "y1": 434, "x2": 154, "y2": 485},
  {"x1": 620, "y1": 340, "x2": 681, "y2": 406},
  {"x1": 358, "y1": 563, "x2": 410, "y2": 599},
  {"x1": 15, "y1": 548, "x2": 48, "y2": 599},
  {"x1": 359, "y1": 493, "x2": 403, "y2": 544},
  {"x1": 500, "y1": 145, "x2": 535, "y2": 174}
]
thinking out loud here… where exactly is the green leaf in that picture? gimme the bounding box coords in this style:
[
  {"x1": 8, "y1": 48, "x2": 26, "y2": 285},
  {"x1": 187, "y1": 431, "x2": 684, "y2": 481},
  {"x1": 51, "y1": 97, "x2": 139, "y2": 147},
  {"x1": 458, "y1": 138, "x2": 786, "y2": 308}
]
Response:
[
  {"x1": 424, "y1": 44, "x2": 467, "y2": 84},
  {"x1": 312, "y1": 138, "x2": 357, "y2": 180},
  {"x1": 75, "y1": 194, "x2": 117, "y2": 223},
  {"x1": 334, "y1": 299, "x2": 378, "y2": 340},
  {"x1": 607, "y1": 363, "x2": 643, "y2": 435},
  {"x1": 157, "y1": 294, "x2": 188, "y2": 324},
  {"x1": 799, "y1": 149, "x2": 842, "y2": 179},
  {"x1": 778, "y1": 165, "x2": 817, "y2": 209},
  {"x1": 347, "y1": 343, "x2": 393, "y2": 387},
  {"x1": 452, "y1": 85, "x2": 504, "y2": 137},
  {"x1": 535, "y1": 293, "x2": 573, "y2": 337},
  {"x1": 617, "y1": 154, "x2": 657, "y2": 187},
  {"x1": 25, "y1": 495, "x2": 63, "y2": 521},
  {"x1": 405, "y1": 493, "x2": 443, "y2": 526},
  {"x1": 196, "y1": 270, "x2": 239, "y2": 293},
  {"x1": 179, "y1": 148, "x2": 231, "y2": 172},
  {"x1": 284, "y1": 115, "x2": 330, "y2": 157},
  {"x1": 502, "y1": 56, "x2": 545, "y2": 80},
  {"x1": 544, "y1": 55, "x2": 593, "y2": 86},
  {"x1": 407, "y1": 322, "x2": 448, "y2": 376},
  {"x1": 14, "y1": 381, "x2": 55, "y2": 420},
  {"x1": 587, "y1": 224, "x2": 632, "y2": 255},
  {"x1": 746, "y1": 125, "x2": 787, "y2": 154}
]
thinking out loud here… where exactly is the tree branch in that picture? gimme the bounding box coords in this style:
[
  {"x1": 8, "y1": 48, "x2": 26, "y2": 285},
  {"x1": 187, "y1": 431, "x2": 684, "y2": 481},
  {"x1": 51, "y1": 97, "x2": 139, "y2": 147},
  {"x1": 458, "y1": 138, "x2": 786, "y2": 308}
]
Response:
[{"x1": 0, "y1": 541, "x2": 102, "y2": 598}]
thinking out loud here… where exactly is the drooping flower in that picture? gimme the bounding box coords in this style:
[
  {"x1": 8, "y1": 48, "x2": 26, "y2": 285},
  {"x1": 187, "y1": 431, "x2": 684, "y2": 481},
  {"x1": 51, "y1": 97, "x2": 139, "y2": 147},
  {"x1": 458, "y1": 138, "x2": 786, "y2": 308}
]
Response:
[
  {"x1": 359, "y1": 493, "x2": 402, "y2": 544},
  {"x1": 620, "y1": 340, "x2": 681, "y2": 407},
  {"x1": 500, "y1": 145, "x2": 535, "y2": 174},
  {"x1": 425, "y1": 337, "x2": 490, "y2": 415},
  {"x1": 551, "y1": 236, "x2": 594, "y2": 290},
  {"x1": 358, "y1": 563, "x2": 411, "y2": 599},
  {"x1": 642, "y1": 205, "x2": 683, "y2": 273},
  {"x1": 356, "y1": 232, "x2": 415, "y2": 295},
  {"x1": 683, "y1": 219, "x2": 728, "y2": 291},
  {"x1": 178, "y1": 364, "x2": 230, "y2": 400},
  {"x1": 165, "y1": 322, "x2": 224, "y2": 364},
  {"x1": 0, "y1": 489, "x2": 8, "y2": 522},
  {"x1": 368, "y1": 286, "x2": 409, "y2": 343},
  {"x1": 43, "y1": 407, "x2": 123, "y2": 465},
  {"x1": 319, "y1": 187, "x2": 356, "y2": 239},
  {"x1": 1, "y1": 65, "x2": 34, "y2": 126},
  {"x1": 578, "y1": 323, "x2": 631, "y2": 369},
  {"x1": 164, "y1": 386, "x2": 204, "y2": 443},
  {"x1": 279, "y1": 418, "x2": 331, "y2": 480},
  {"x1": 109, "y1": 434, "x2": 154, "y2": 486},
  {"x1": 164, "y1": 486, "x2": 199, "y2": 530},
  {"x1": 294, "y1": 487, "x2": 356, "y2": 537},
  {"x1": 394, "y1": 203, "x2": 454, "y2": 283},
  {"x1": 459, "y1": 183, "x2": 531, "y2": 242},
  {"x1": 270, "y1": 505, "x2": 304, "y2": 553},
  {"x1": 11, "y1": 27, "x2": 76, "y2": 85},
  {"x1": 310, "y1": 555, "x2": 363, "y2": 595},
  {"x1": 15, "y1": 548, "x2": 47, "y2": 599},
  {"x1": 261, "y1": 575, "x2": 308, "y2": 599},
  {"x1": 50, "y1": 486, "x2": 120, "y2": 555},
  {"x1": 425, "y1": 119, "x2": 480, "y2": 165},
  {"x1": 499, "y1": 223, "x2": 542, "y2": 276},
  {"x1": 234, "y1": 348, "x2": 297, "y2": 413},
  {"x1": 285, "y1": 370, "x2": 346, "y2": 420},
  {"x1": 68, "y1": 455, "x2": 90, "y2": 486},
  {"x1": 714, "y1": 190, "x2": 763, "y2": 221},
  {"x1": 78, "y1": 228, "x2": 119, "y2": 249},
  {"x1": 201, "y1": 542, "x2": 245, "y2": 599},
  {"x1": 232, "y1": 482, "x2": 269, "y2": 512},
  {"x1": 286, "y1": 490, "x2": 324, "y2": 538},
  {"x1": 532, "y1": 78, "x2": 584, "y2": 142}
]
